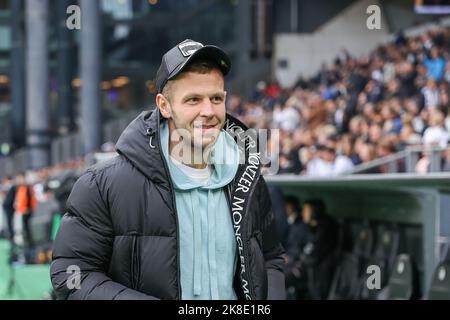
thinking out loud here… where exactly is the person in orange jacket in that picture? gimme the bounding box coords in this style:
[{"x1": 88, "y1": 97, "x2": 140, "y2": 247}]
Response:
[{"x1": 15, "y1": 173, "x2": 36, "y2": 248}]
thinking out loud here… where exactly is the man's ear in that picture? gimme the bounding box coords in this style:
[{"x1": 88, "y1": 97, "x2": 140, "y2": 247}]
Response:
[{"x1": 156, "y1": 93, "x2": 171, "y2": 119}]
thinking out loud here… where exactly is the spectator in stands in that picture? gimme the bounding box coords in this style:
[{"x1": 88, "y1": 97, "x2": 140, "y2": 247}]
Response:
[
  {"x1": 334, "y1": 98, "x2": 346, "y2": 133},
  {"x1": 381, "y1": 103, "x2": 402, "y2": 135},
  {"x1": 361, "y1": 102, "x2": 377, "y2": 122},
  {"x1": 307, "y1": 98, "x2": 328, "y2": 131},
  {"x1": 443, "y1": 62, "x2": 450, "y2": 84},
  {"x1": 278, "y1": 150, "x2": 302, "y2": 175},
  {"x1": 243, "y1": 101, "x2": 266, "y2": 128},
  {"x1": 384, "y1": 79, "x2": 400, "y2": 100},
  {"x1": 422, "y1": 110, "x2": 449, "y2": 149},
  {"x1": 326, "y1": 138, "x2": 354, "y2": 174},
  {"x1": 338, "y1": 134, "x2": 360, "y2": 165},
  {"x1": 397, "y1": 61, "x2": 417, "y2": 99},
  {"x1": 438, "y1": 82, "x2": 450, "y2": 108},
  {"x1": 251, "y1": 81, "x2": 267, "y2": 102},
  {"x1": 364, "y1": 80, "x2": 384, "y2": 103},
  {"x1": 272, "y1": 100, "x2": 300, "y2": 133},
  {"x1": 376, "y1": 137, "x2": 405, "y2": 173},
  {"x1": 306, "y1": 145, "x2": 332, "y2": 177},
  {"x1": 265, "y1": 79, "x2": 281, "y2": 100},
  {"x1": 416, "y1": 148, "x2": 433, "y2": 174},
  {"x1": 394, "y1": 30, "x2": 407, "y2": 47},
  {"x1": 348, "y1": 115, "x2": 365, "y2": 138},
  {"x1": 421, "y1": 79, "x2": 440, "y2": 109},
  {"x1": 357, "y1": 142, "x2": 382, "y2": 174},
  {"x1": 403, "y1": 98, "x2": 426, "y2": 134},
  {"x1": 228, "y1": 95, "x2": 245, "y2": 117},
  {"x1": 423, "y1": 46, "x2": 446, "y2": 81},
  {"x1": 306, "y1": 138, "x2": 354, "y2": 177},
  {"x1": 369, "y1": 122, "x2": 383, "y2": 143},
  {"x1": 399, "y1": 123, "x2": 422, "y2": 149}
]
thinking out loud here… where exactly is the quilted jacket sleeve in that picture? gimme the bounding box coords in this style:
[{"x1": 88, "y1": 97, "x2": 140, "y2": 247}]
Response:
[{"x1": 50, "y1": 170, "x2": 157, "y2": 300}]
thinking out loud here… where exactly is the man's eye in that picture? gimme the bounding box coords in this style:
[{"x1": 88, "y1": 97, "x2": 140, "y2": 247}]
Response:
[
  {"x1": 212, "y1": 96, "x2": 223, "y2": 103},
  {"x1": 187, "y1": 97, "x2": 200, "y2": 103}
]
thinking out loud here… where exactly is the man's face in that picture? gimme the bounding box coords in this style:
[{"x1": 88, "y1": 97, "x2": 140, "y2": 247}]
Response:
[
  {"x1": 1, "y1": 178, "x2": 8, "y2": 186},
  {"x1": 158, "y1": 69, "x2": 226, "y2": 150},
  {"x1": 302, "y1": 204, "x2": 312, "y2": 224},
  {"x1": 16, "y1": 174, "x2": 25, "y2": 184},
  {"x1": 285, "y1": 203, "x2": 295, "y2": 217},
  {"x1": 431, "y1": 47, "x2": 439, "y2": 59}
]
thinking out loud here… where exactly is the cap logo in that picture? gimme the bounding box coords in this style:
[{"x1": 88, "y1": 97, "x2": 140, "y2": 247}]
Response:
[{"x1": 178, "y1": 41, "x2": 204, "y2": 57}]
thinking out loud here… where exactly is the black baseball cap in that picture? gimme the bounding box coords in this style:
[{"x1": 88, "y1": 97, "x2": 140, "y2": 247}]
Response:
[{"x1": 155, "y1": 39, "x2": 231, "y2": 94}]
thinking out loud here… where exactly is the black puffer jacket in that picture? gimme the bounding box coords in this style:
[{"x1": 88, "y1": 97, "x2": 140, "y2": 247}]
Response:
[{"x1": 50, "y1": 109, "x2": 285, "y2": 300}]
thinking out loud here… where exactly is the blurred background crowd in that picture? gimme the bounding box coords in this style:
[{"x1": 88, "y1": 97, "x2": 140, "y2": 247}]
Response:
[{"x1": 230, "y1": 27, "x2": 450, "y2": 175}]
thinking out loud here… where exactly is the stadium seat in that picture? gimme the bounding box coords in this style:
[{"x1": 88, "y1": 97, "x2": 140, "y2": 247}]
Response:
[
  {"x1": 425, "y1": 244, "x2": 450, "y2": 300},
  {"x1": 426, "y1": 262, "x2": 450, "y2": 299},
  {"x1": 328, "y1": 222, "x2": 374, "y2": 299},
  {"x1": 355, "y1": 224, "x2": 400, "y2": 300},
  {"x1": 384, "y1": 254, "x2": 420, "y2": 300}
]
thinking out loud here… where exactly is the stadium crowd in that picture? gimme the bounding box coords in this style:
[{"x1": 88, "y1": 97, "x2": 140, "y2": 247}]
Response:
[{"x1": 228, "y1": 26, "x2": 450, "y2": 175}]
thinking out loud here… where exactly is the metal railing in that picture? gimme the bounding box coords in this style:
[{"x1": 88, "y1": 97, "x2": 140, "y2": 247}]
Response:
[{"x1": 351, "y1": 145, "x2": 448, "y2": 174}]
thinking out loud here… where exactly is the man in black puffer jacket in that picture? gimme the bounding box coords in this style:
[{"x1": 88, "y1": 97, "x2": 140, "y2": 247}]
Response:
[{"x1": 50, "y1": 39, "x2": 285, "y2": 300}]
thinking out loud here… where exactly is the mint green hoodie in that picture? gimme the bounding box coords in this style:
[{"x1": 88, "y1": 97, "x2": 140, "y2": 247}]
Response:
[{"x1": 160, "y1": 121, "x2": 240, "y2": 300}]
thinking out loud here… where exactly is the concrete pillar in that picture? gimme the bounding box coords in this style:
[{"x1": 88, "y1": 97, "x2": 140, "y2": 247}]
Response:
[
  {"x1": 80, "y1": 0, "x2": 102, "y2": 154},
  {"x1": 11, "y1": 0, "x2": 26, "y2": 150},
  {"x1": 25, "y1": 0, "x2": 50, "y2": 169},
  {"x1": 56, "y1": 0, "x2": 75, "y2": 135}
]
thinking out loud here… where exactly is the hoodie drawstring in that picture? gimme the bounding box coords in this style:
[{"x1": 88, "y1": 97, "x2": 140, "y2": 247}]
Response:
[
  {"x1": 191, "y1": 189, "x2": 202, "y2": 296},
  {"x1": 207, "y1": 189, "x2": 219, "y2": 299},
  {"x1": 190, "y1": 189, "x2": 219, "y2": 299}
]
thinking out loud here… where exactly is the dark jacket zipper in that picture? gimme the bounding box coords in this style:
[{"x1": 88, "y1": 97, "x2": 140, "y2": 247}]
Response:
[{"x1": 147, "y1": 114, "x2": 182, "y2": 300}]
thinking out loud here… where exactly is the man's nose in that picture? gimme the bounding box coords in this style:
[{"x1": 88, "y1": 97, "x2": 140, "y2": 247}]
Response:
[{"x1": 199, "y1": 99, "x2": 214, "y2": 117}]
